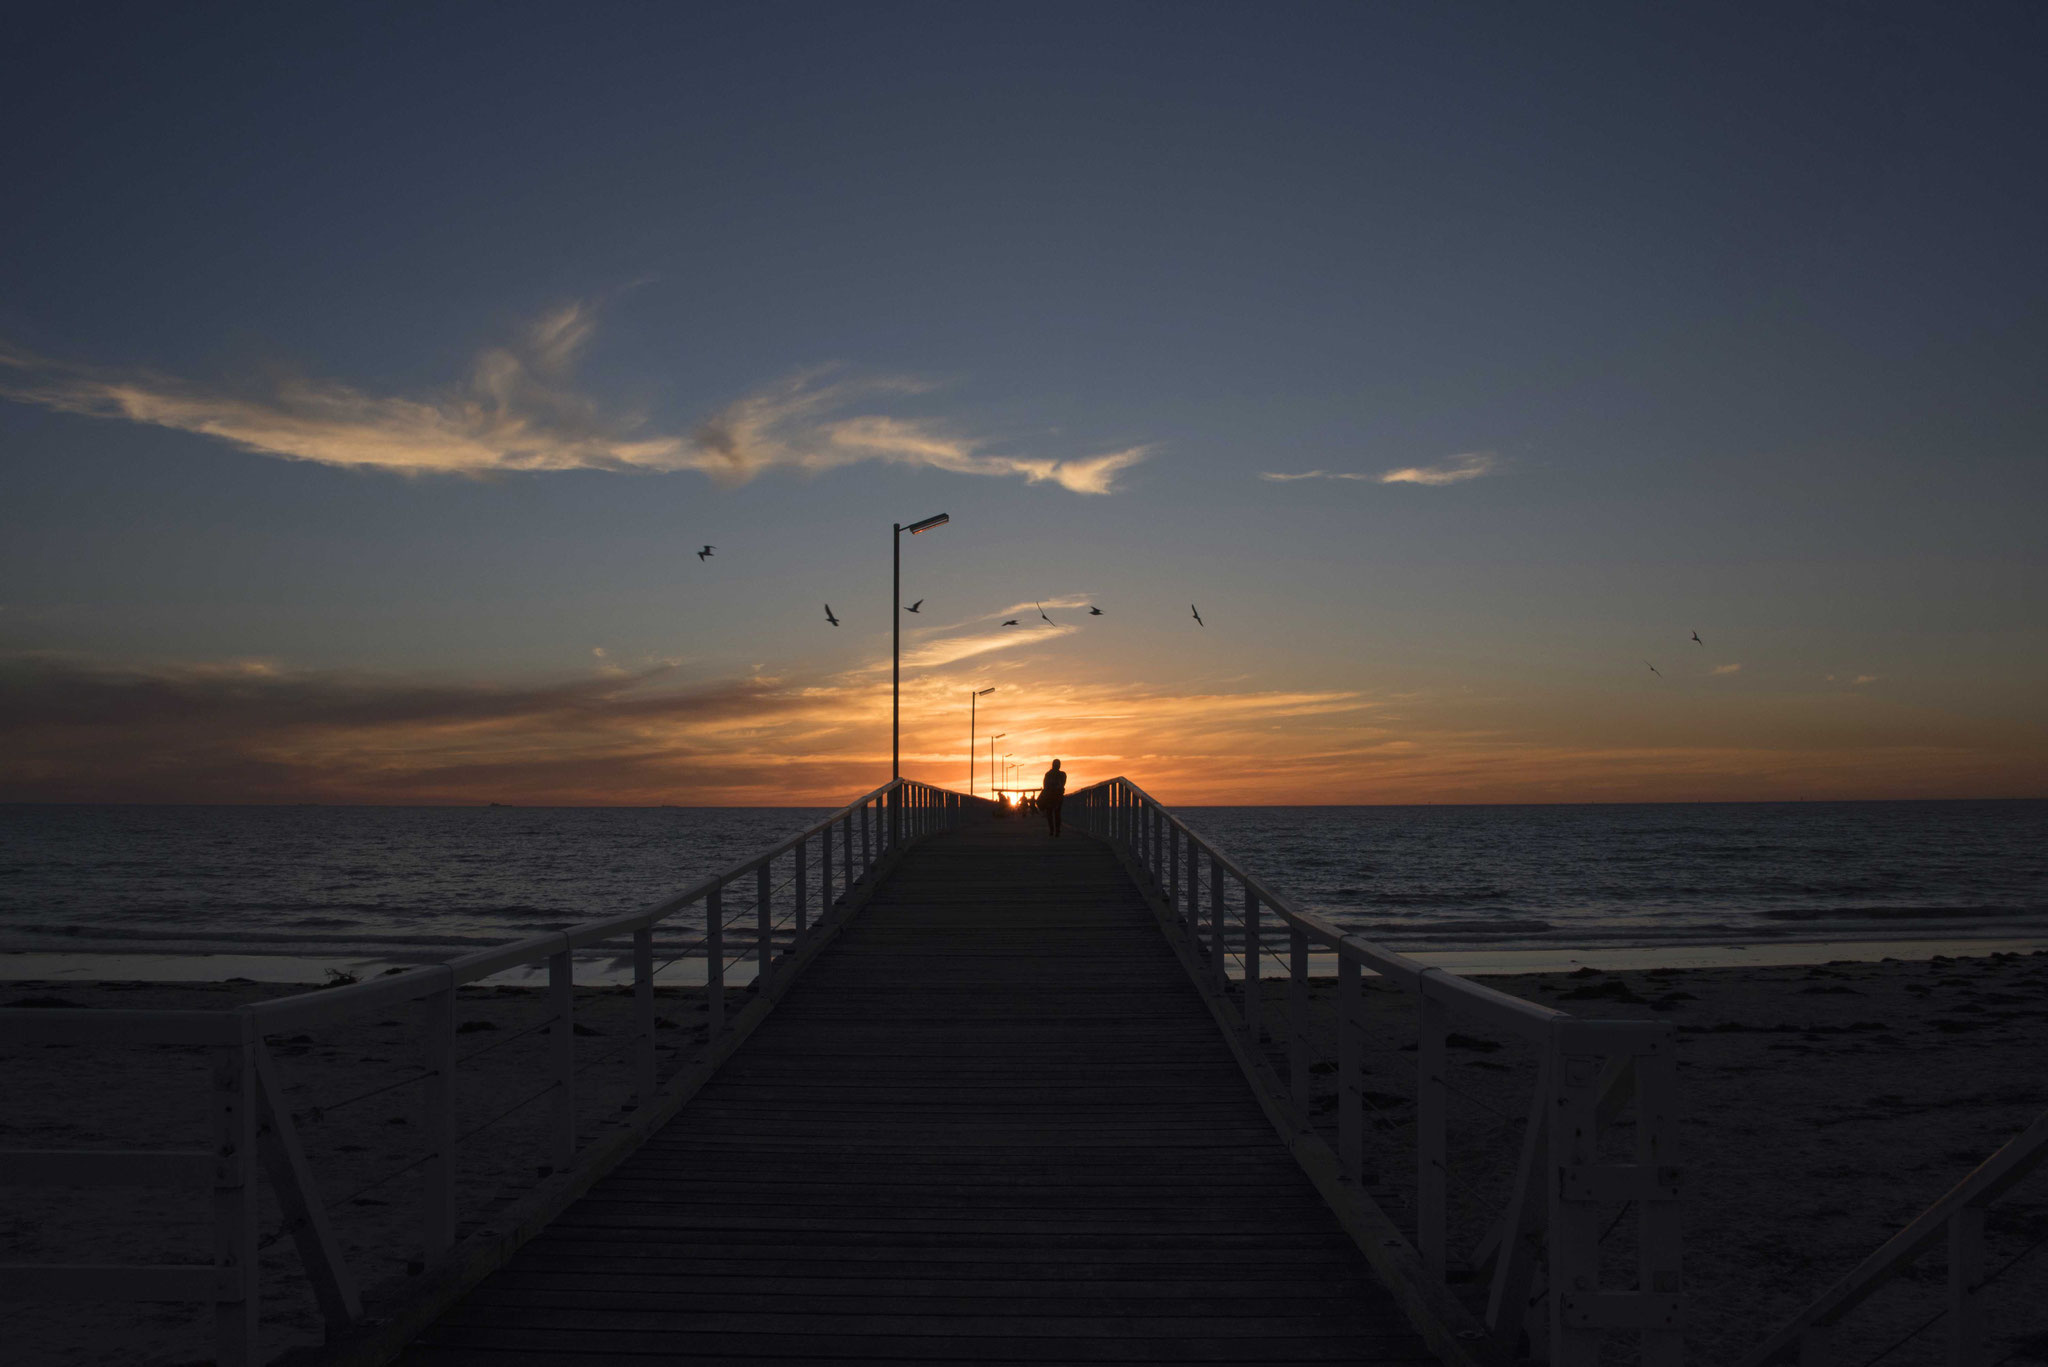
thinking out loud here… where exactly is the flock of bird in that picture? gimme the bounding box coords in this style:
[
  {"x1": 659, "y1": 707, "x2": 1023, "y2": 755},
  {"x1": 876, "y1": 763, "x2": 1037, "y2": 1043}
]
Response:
[
  {"x1": 1644, "y1": 630, "x2": 1707, "y2": 679},
  {"x1": 707, "y1": 547, "x2": 1700, "y2": 675},
  {"x1": 696, "y1": 544, "x2": 1210, "y2": 632},
  {"x1": 818, "y1": 596, "x2": 1209, "y2": 630}
]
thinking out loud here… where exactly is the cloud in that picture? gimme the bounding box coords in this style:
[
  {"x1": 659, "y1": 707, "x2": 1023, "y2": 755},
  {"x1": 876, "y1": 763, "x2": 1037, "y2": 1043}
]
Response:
[
  {"x1": 1854, "y1": 675, "x2": 1878, "y2": 685},
  {"x1": 1, "y1": 649, "x2": 2036, "y2": 808},
  {"x1": 1712, "y1": 663, "x2": 1742, "y2": 675},
  {"x1": 1376, "y1": 451, "x2": 1500, "y2": 486},
  {"x1": 1259, "y1": 452, "x2": 1500, "y2": 486},
  {"x1": 0, "y1": 307, "x2": 1150, "y2": 493}
]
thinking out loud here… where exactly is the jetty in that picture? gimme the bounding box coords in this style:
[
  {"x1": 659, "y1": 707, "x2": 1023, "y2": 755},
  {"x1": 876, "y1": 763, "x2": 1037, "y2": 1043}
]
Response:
[{"x1": 5, "y1": 778, "x2": 1690, "y2": 1366}]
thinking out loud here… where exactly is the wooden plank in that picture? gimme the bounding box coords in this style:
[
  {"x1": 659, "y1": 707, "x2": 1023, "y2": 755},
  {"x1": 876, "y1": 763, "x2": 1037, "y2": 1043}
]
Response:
[
  {"x1": 0, "y1": 1149, "x2": 213, "y2": 1187},
  {"x1": 396, "y1": 821, "x2": 1434, "y2": 1366},
  {"x1": 0, "y1": 1264, "x2": 230, "y2": 1301}
]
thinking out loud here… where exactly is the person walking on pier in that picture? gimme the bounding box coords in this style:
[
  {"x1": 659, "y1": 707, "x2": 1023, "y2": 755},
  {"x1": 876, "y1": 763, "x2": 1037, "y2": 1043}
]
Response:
[{"x1": 1041, "y1": 758, "x2": 1067, "y2": 837}]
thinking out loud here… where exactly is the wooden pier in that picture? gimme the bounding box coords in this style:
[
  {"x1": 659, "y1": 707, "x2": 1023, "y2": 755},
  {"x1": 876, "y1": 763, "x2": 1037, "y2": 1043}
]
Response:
[
  {"x1": 400, "y1": 819, "x2": 1435, "y2": 1364},
  {"x1": 5, "y1": 777, "x2": 1699, "y2": 1366}
]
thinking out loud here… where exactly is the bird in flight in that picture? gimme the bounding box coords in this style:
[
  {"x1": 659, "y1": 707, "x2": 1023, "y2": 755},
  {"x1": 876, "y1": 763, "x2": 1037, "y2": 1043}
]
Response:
[
  {"x1": 697, "y1": 546, "x2": 714, "y2": 561},
  {"x1": 1644, "y1": 661, "x2": 1661, "y2": 678},
  {"x1": 824, "y1": 605, "x2": 840, "y2": 627},
  {"x1": 905, "y1": 599, "x2": 923, "y2": 614},
  {"x1": 1002, "y1": 618, "x2": 1019, "y2": 626},
  {"x1": 1191, "y1": 604, "x2": 1205, "y2": 627},
  {"x1": 1088, "y1": 606, "x2": 1103, "y2": 616},
  {"x1": 1691, "y1": 630, "x2": 1703, "y2": 645},
  {"x1": 1038, "y1": 602, "x2": 1054, "y2": 624}
]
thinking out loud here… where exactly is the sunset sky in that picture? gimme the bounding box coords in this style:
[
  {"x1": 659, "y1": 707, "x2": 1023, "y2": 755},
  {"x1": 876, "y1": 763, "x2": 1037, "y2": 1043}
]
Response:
[{"x1": 3, "y1": 2, "x2": 2044, "y2": 806}]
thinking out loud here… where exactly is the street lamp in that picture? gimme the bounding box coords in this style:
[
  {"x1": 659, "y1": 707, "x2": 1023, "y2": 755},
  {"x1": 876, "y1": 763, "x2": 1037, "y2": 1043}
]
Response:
[
  {"x1": 968, "y1": 687, "x2": 995, "y2": 796},
  {"x1": 988, "y1": 734, "x2": 1004, "y2": 797},
  {"x1": 893, "y1": 512, "x2": 949, "y2": 780}
]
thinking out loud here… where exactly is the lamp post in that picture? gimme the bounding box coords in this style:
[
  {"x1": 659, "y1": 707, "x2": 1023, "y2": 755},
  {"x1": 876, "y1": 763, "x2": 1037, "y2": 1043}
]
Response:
[
  {"x1": 968, "y1": 687, "x2": 995, "y2": 796},
  {"x1": 892, "y1": 512, "x2": 949, "y2": 781},
  {"x1": 988, "y1": 734, "x2": 1004, "y2": 798}
]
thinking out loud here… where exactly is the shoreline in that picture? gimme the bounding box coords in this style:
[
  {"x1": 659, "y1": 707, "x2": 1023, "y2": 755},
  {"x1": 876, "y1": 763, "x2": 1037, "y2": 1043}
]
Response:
[{"x1": 7, "y1": 932, "x2": 2048, "y2": 986}]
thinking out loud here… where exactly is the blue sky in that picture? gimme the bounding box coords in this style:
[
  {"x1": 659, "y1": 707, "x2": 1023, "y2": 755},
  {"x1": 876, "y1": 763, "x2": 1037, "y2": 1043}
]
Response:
[{"x1": 3, "y1": 1, "x2": 2044, "y2": 803}]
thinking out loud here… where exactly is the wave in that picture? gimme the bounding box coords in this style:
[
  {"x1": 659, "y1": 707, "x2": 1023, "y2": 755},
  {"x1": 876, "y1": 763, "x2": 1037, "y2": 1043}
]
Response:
[{"x1": 1758, "y1": 904, "x2": 2047, "y2": 922}]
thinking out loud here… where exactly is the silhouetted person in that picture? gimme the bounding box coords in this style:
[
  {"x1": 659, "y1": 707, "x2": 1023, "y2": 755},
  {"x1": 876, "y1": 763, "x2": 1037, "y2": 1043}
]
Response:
[{"x1": 1041, "y1": 758, "x2": 1067, "y2": 837}]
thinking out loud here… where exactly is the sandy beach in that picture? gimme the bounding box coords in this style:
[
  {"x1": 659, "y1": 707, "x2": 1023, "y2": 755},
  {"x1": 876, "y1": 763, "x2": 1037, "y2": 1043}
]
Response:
[{"x1": 5, "y1": 950, "x2": 2046, "y2": 1366}]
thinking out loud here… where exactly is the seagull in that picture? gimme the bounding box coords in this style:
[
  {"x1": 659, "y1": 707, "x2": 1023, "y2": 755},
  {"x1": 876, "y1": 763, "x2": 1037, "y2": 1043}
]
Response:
[
  {"x1": 1002, "y1": 619, "x2": 1019, "y2": 626},
  {"x1": 905, "y1": 599, "x2": 923, "y2": 614},
  {"x1": 697, "y1": 546, "x2": 714, "y2": 561},
  {"x1": 824, "y1": 605, "x2": 839, "y2": 627},
  {"x1": 1088, "y1": 606, "x2": 1103, "y2": 616},
  {"x1": 1691, "y1": 630, "x2": 1703, "y2": 646},
  {"x1": 1191, "y1": 604, "x2": 1205, "y2": 627},
  {"x1": 1645, "y1": 661, "x2": 1661, "y2": 678},
  {"x1": 1038, "y1": 602, "x2": 1054, "y2": 624}
]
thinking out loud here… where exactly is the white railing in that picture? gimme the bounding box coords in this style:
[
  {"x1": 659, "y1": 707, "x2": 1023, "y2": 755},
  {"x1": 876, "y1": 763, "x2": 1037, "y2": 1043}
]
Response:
[
  {"x1": 0, "y1": 777, "x2": 998, "y2": 1367},
  {"x1": 1072, "y1": 776, "x2": 1683, "y2": 1367},
  {"x1": 1737, "y1": 1108, "x2": 2048, "y2": 1367}
]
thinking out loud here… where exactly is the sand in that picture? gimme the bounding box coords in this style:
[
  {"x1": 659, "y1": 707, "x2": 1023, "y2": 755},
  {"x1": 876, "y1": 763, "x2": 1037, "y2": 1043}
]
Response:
[
  {"x1": 0, "y1": 976, "x2": 731, "y2": 1367},
  {"x1": 4, "y1": 952, "x2": 2046, "y2": 1366},
  {"x1": 1268, "y1": 950, "x2": 2048, "y2": 1365}
]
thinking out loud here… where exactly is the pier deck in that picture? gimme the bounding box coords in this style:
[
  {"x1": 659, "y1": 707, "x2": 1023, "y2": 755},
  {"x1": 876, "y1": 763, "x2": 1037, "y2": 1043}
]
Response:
[{"x1": 400, "y1": 819, "x2": 1436, "y2": 1364}]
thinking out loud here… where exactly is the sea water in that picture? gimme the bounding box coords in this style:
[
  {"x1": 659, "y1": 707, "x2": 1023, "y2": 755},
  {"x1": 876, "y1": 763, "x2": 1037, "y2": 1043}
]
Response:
[{"x1": 1, "y1": 800, "x2": 2042, "y2": 966}]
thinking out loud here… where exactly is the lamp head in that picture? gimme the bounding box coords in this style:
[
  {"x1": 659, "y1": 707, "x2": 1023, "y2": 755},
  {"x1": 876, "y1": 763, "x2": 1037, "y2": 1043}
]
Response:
[
  {"x1": 905, "y1": 513, "x2": 949, "y2": 534},
  {"x1": 975, "y1": 687, "x2": 995, "y2": 697}
]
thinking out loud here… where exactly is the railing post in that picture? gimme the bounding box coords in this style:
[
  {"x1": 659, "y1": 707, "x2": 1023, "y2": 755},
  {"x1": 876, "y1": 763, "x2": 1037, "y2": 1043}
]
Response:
[
  {"x1": 633, "y1": 927, "x2": 656, "y2": 1104},
  {"x1": 212, "y1": 1025, "x2": 259, "y2": 1367},
  {"x1": 1288, "y1": 925, "x2": 1309, "y2": 1104},
  {"x1": 549, "y1": 946, "x2": 574, "y2": 1172},
  {"x1": 1547, "y1": 1021, "x2": 1602, "y2": 1367},
  {"x1": 1167, "y1": 818, "x2": 1180, "y2": 933},
  {"x1": 1638, "y1": 1028, "x2": 1684, "y2": 1367},
  {"x1": 860, "y1": 799, "x2": 871, "y2": 873},
  {"x1": 821, "y1": 822, "x2": 835, "y2": 917},
  {"x1": 1151, "y1": 804, "x2": 1161, "y2": 887},
  {"x1": 794, "y1": 836, "x2": 809, "y2": 948},
  {"x1": 1184, "y1": 829, "x2": 1199, "y2": 937},
  {"x1": 706, "y1": 885, "x2": 725, "y2": 1035},
  {"x1": 420, "y1": 976, "x2": 456, "y2": 1260},
  {"x1": 1243, "y1": 889, "x2": 1262, "y2": 1046},
  {"x1": 756, "y1": 859, "x2": 773, "y2": 984},
  {"x1": 1209, "y1": 852, "x2": 1226, "y2": 989},
  {"x1": 842, "y1": 811, "x2": 854, "y2": 893},
  {"x1": 1418, "y1": 972, "x2": 1449, "y2": 1279},
  {"x1": 1337, "y1": 954, "x2": 1363, "y2": 1182}
]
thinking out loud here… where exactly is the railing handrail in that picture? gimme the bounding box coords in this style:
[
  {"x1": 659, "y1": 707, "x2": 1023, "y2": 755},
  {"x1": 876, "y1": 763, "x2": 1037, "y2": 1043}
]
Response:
[
  {"x1": 1738, "y1": 1107, "x2": 2048, "y2": 1366},
  {"x1": 240, "y1": 776, "x2": 911, "y2": 1030},
  {"x1": 1067, "y1": 773, "x2": 1681, "y2": 1367},
  {"x1": 1074, "y1": 775, "x2": 1564, "y2": 1038},
  {"x1": 0, "y1": 775, "x2": 997, "y2": 1367}
]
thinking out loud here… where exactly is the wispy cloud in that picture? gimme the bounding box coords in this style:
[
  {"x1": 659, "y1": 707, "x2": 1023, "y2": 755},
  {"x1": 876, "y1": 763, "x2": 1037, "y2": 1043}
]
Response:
[
  {"x1": 1712, "y1": 663, "x2": 1742, "y2": 675},
  {"x1": 1260, "y1": 451, "x2": 1500, "y2": 486},
  {"x1": 1, "y1": 649, "x2": 2034, "y2": 807},
  {"x1": 0, "y1": 305, "x2": 1151, "y2": 493},
  {"x1": 1377, "y1": 451, "x2": 1500, "y2": 485},
  {"x1": 1854, "y1": 675, "x2": 1878, "y2": 686}
]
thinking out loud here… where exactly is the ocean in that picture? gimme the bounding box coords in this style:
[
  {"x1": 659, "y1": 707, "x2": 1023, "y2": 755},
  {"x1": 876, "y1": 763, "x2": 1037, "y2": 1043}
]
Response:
[{"x1": 1, "y1": 800, "x2": 2043, "y2": 970}]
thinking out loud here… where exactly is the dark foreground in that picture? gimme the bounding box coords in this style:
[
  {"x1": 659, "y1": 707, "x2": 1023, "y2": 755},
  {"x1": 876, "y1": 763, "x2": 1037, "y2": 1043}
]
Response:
[{"x1": 399, "y1": 819, "x2": 1434, "y2": 1364}]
